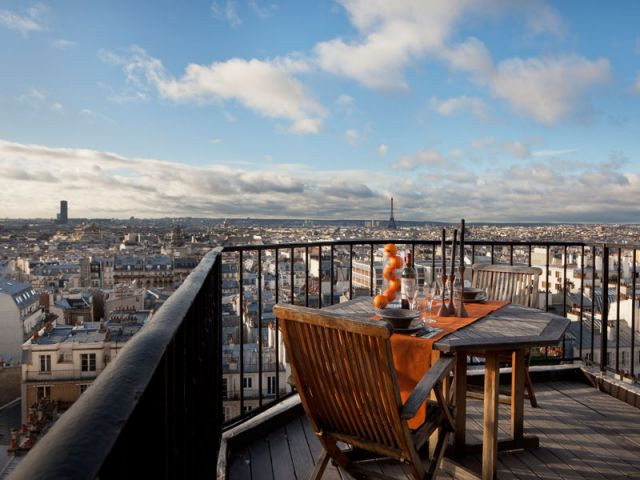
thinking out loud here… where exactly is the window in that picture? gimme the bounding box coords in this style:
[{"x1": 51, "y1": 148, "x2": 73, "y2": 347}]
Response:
[
  {"x1": 36, "y1": 385, "x2": 50, "y2": 401},
  {"x1": 267, "y1": 376, "x2": 276, "y2": 395},
  {"x1": 222, "y1": 378, "x2": 228, "y2": 399},
  {"x1": 39, "y1": 355, "x2": 51, "y2": 373},
  {"x1": 606, "y1": 352, "x2": 612, "y2": 366},
  {"x1": 81, "y1": 353, "x2": 97, "y2": 372},
  {"x1": 80, "y1": 384, "x2": 89, "y2": 394},
  {"x1": 622, "y1": 351, "x2": 628, "y2": 366},
  {"x1": 242, "y1": 377, "x2": 252, "y2": 389}
]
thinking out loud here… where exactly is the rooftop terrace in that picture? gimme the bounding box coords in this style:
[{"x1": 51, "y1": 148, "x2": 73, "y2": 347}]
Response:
[{"x1": 5, "y1": 238, "x2": 640, "y2": 479}]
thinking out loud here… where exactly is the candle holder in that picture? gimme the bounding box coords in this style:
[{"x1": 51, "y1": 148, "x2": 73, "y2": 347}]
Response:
[
  {"x1": 447, "y1": 272, "x2": 457, "y2": 316},
  {"x1": 437, "y1": 272, "x2": 450, "y2": 317},
  {"x1": 457, "y1": 265, "x2": 468, "y2": 317}
]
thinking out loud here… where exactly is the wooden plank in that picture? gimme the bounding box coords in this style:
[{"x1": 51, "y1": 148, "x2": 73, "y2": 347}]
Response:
[
  {"x1": 228, "y1": 446, "x2": 251, "y2": 480},
  {"x1": 285, "y1": 416, "x2": 316, "y2": 479},
  {"x1": 267, "y1": 427, "x2": 296, "y2": 480},
  {"x1": 248, "y1": 438, "x2": 274, "y2": 480},
  {"x1": 511, "y1": 349, "x2": 525, "y2": 441},
  {"x1": 482, "y1": 352, "x2": 500, "y2": 480},
  {"x1": 301, "y1": 415, "x2": 343, "y2": 480}
]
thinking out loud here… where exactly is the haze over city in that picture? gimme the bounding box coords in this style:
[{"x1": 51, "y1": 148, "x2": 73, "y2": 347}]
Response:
[{"x1": 2, "y1": 1, "x2": 640, "y2": 221}]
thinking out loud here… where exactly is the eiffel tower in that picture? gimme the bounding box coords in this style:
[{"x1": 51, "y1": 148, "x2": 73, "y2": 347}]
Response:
[{"x1": 387, "y1": 197, "x2": 397, "y2": 229}]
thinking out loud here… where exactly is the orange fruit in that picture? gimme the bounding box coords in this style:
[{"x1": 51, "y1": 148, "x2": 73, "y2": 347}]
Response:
[
  {"x1": 383, "y1": 265, "x2": 396, "y2": 281},
  {"x1": 388, "y1": 279, "x2": 401, "y2": 292},
  {"x1": 383, "y1": 243, "x2": 398, "y2": 258},
  {"x1": 373, "y1": 294, "x2": 388, "y2": 309},
  {"x1": 384, "y1": 288, "x2": 396, "y2": 302},
  {"x1": 388, "y1": 255, "x2": 403, "y2": 269}
]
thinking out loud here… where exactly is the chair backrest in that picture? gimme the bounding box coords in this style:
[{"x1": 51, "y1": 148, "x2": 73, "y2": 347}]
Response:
[
  {"x1": 273, "y1": 304, "x2": 413, "y2": 460},
  {"x1": 471, "y1": 264, "x2": 542, "y2": 308}
]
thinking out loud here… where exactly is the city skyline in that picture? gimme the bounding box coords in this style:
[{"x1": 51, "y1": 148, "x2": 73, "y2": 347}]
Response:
[{"x1": 1, "y1": 2, "x2": 640, "y2": 222}]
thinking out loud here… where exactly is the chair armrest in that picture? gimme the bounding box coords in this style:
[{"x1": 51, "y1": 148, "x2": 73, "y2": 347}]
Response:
[{"x1": 401, "y1": 356, "x2": 455, "y2": 420}]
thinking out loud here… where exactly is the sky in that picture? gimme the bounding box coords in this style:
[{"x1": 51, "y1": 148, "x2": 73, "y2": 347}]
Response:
[{"x1": 1, "y1": 1, "x2": 640, "y2": 222}]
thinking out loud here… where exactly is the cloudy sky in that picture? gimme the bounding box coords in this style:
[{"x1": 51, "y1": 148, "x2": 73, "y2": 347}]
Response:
[{"x1": 1, "y1": 1, "x2": 640, "y2": 222}]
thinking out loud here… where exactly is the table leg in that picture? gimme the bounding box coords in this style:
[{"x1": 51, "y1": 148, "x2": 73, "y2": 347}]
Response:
[
  {"x1": 482, "y1": 352, "x2": 499, "y2": 480},
  {"x1": 511, "y1": 349, "x2": 525, "y2": 441},
  {"x1": 454, "y1": 352, "x2": 467, "y2": 457}
]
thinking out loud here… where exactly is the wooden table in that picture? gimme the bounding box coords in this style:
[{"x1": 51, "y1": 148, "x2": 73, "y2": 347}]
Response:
[{"x1": 324, "y1": 297, "x2": 570, "y2": 480}]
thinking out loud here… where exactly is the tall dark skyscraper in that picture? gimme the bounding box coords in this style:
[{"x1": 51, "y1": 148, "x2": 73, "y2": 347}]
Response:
[{"x1": 57, "y1": 200, "x2": 68, "y2": 224}]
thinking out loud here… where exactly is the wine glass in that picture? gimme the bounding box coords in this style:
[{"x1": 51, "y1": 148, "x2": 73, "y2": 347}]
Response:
[
  {"x1": 423, "y1": 282, "x2": 436, "y2": 324},
  {"x1": 409, "y1": 286, "x2": 420, "y2": 311}
]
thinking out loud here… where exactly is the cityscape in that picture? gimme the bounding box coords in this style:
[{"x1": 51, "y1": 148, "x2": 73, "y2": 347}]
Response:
[{"x1": 2, "y1": 1, "x2": 640, "y2": 479}]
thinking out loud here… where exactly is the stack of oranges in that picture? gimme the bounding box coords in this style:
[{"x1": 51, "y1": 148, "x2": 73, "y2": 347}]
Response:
[{"x1": 373, "y1": 243, "x2": 404, "y2": 309}]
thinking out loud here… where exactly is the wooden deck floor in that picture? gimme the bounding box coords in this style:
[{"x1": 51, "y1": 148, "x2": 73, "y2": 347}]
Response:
[{"x1": 227, "y1": 381, "x2": 640, "y2": 479}]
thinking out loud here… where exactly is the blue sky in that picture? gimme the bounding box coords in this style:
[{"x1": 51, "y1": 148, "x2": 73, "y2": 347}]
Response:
[{"x1": 1, "y1": 1, "x2": 640, "y2": 221}]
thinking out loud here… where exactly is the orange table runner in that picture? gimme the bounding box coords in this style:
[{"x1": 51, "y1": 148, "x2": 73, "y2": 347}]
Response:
[{"x1": 388, "y1": 300, "x2": 509, "y2": 429}]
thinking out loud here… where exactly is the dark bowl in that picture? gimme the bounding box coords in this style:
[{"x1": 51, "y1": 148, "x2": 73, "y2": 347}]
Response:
[{"x1": 376, "y1": 309, "x2": 420, "y2": 329}]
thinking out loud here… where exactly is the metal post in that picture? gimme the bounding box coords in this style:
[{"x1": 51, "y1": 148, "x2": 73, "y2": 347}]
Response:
[
  {"x1": 616, "y1": 247, "x2": 621, "y2": 372},
  {"x1": 579, "y1": 245, "x2": 585, "y2": 360},
  {"x1": 238, "y1": 251, "x2": 244, "y2": 415},
  {"x1": 632, "y1": 249, "x2": 636, "y2": 378},
  {"x1": 318, "y1": 246, "x2": 323, "y2": 309},
  {"x1": 601, "y1": 245, "x2": 609, "y2": 372},
  {"x1": 290, "y1": 248, "x2": 294, "y2": 305},
  {"x1": 370, "y1": 243, "x2": 374, "y2": 296},
  {"x1": 305, "y1": 246, "x2": 309, "y2": 308},
  {"x1": 275, "y1": 248, "x2": 280, "y2": 400},
  {"x1": 562, "y1": 245, "x2": 567, "y2": 360},
  {"x1": 591, "y1": 246, "x2": 596, "y2": 358},
  {"x1": 330, "y1": 244, "x2": 335, "y2": 305},
  {"x1": 257, "y1": 249, "x2": 263, "y2": 408},
  {"x1": 510, "y1": 244, "x2": 514, "y2": 265},
  {"x1": 349, "y1": 244, "x2": 354, "y2": 299}
]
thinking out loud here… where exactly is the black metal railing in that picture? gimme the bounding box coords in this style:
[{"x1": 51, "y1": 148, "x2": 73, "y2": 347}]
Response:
[
  {"x1": 221, "y1": 238, "x2": 640, "y2": 426},
  {"x1": 11, "y1": 237, "x2": 640, "y2": 479},
  {"x1": 10, "y1": 248, "x2": 223, "y2": 480}
]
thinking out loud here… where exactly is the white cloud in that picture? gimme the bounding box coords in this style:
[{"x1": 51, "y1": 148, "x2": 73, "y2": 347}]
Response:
[
  {"x1": 429, "y1": 95, "x2": 487, "y2": 119},
  {"x1": 392, "y1": 149, "x2": 446, "y2": 170},
  {"x1": 378, "y1": 144, "x2": 388, "y2": 155},
  {"x1": 501, "y1": 141, "x2": 530, "y2": 159},
  {"x1": 314, "y1": 1, "x2": 470, "y2": 91},
  {"x1": 80, "y1": 109, "x2": 114, "y2": 124},
  {"x1": 525, "y1": 3, "x2": 566, "y2": 38},
  {"x1": 335, "y1": 94, "x2": 354, "y2": 107},
  {"x1": 211, "y1": 1, "x2": 241, "y2": 27},
  {"x1": 210, "y1": 138, "x2": 223, "y2": 144},
  {"x1": 314, "y1": 1, "x2": 608, "y2": 125},
  {"x1": 532, "y1": 148, "x2": 577, "y2": 157},
  {"x1": 18, "y1": 88, "x2": 63, "y2": 113},
  {"x1": 51, "y1": 38, "x2": 76, "y2": 49},
  {"x1": 102, "y1": 46, "x2": 326, "y2": 134},
  {"x1": 345, "y1": 128, "x2": 360, "y2": 144},
  {"x1": 248, "y1": 0, "x2": 276, "y2": 19},
  {"x1": 489, "y1": 55, "x2": 611, "y2": 125},
  {"x1": 0, "y1": 3, "x2": 46, "y2": 36},
  {"x1": 3, "y1": 138, "x2": 640, "y2": 222}
]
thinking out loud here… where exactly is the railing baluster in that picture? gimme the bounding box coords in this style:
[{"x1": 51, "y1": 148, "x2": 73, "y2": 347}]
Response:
[
  {"x1": 275, "y1": 248, "x2": 280, "y2": 401},
  {"x1": 579, "y1": 245, "x2": 585, "y2": 360},
  {"x1": 601, "y1": 245, "x2": 609, "y2": 371},
  {"x1": 510, "y1": 244, "x2": 514, "y2": 265},
  {"x1": 305, "y1": 246, "x2": 309, "y2": 308},
  {"x1": 370, "y1": 243, "x2": 374, "y2": 296},
  {"x1": 290, "y1": 247, "x2": 294, "y2": 305},
  {"x1": 491, "y1": 244, "x2": 495, "y2": 264},
  {"x1": 318, "y1": 246, "x2": 323, "y2": 309},
  {"x1": 616, "y1": 247, "x2": 621, "y2": 372},
  {"x1": 632, "y1": 249, "x2": 636, "y2": 379},
  {"x1": 432, "y1": 243, "x2": 437, "y2": 282},
  {"x1": 349, "y1": 244, "x2": 354, "y2": 299},
  {"x1": 238, "y1": 250, "x2": 244, "y2": 415},
  {"x1": 528, "y1": 244, "x2": 532, "y2": 267},
  {"x1": 591, "y1": 246, "x2": 596, "y2": 359},
  {"x1": 330, "y1": 244, "x2": 335, "y2": 305},
  {"x1": 562, "y1": 245, "x2": 567, "y2": 360},
  {"x1": 258, "y1": 249, "x2": 263, "y2": 408}
]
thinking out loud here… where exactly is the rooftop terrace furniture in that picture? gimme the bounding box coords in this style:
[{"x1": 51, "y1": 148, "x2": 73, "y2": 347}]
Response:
[
  {"x1": 273, "y1": 303, "x2": 456, "y2": 480},
  {"x1": 471, "y1": 264, "x2": 543, "y2": 408}
]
